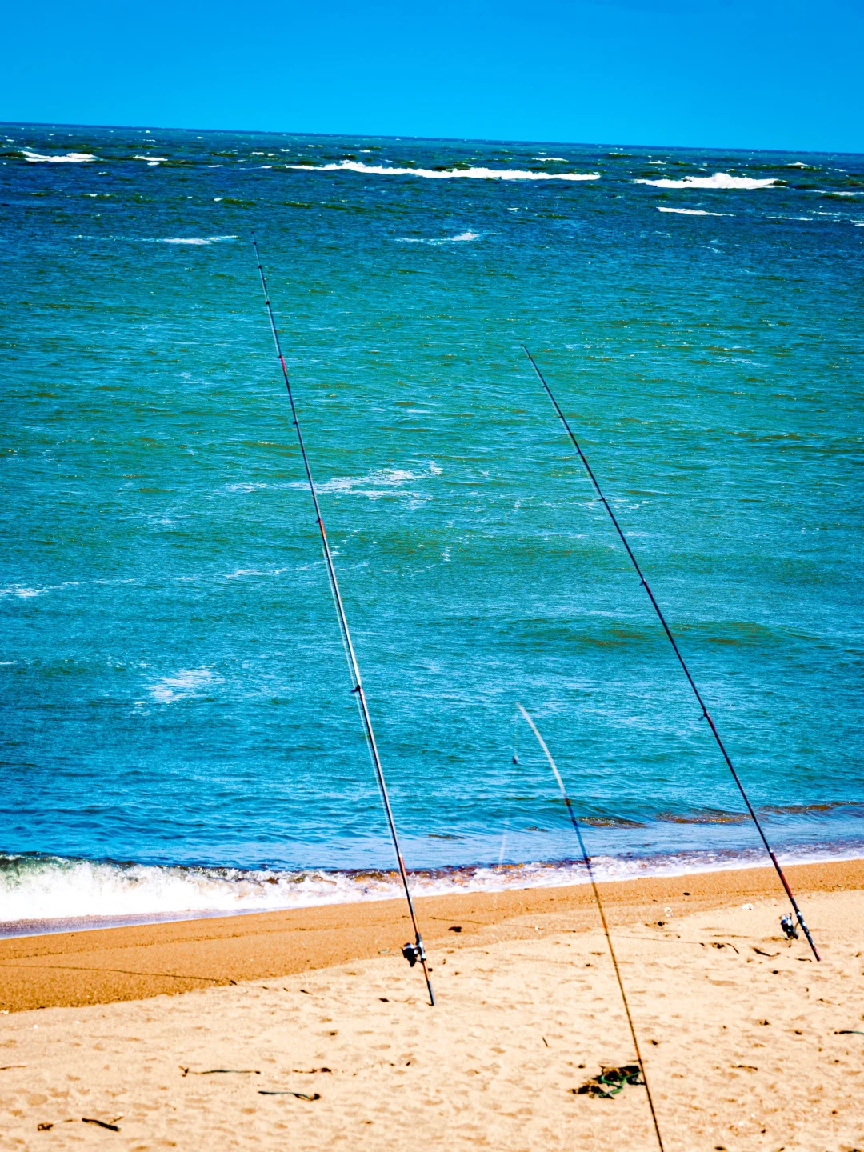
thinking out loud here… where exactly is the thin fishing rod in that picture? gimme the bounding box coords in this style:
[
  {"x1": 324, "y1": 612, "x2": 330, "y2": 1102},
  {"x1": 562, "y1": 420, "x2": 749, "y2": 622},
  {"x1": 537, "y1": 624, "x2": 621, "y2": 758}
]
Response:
[
  {"x1": 515, "y1": 703, "x2": 665, "y2": 1152},
  {"x1": 252, "y1": 236, "x2": 434, "y2": 1006},
  {"x1": 522, "y1": 346, "x2": 820, "y2": 962}
]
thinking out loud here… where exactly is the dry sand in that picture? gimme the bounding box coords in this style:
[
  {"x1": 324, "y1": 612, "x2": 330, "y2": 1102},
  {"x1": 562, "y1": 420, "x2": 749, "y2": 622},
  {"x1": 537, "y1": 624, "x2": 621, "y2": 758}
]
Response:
[{"x1": 1, "y1": 859, "x2": 862, "y2": 1150}]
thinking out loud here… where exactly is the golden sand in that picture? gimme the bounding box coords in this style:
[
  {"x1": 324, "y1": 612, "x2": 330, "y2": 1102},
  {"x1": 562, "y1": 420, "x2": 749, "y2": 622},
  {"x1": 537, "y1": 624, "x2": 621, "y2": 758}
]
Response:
[{"x1": 1, "y1": 859, "x2": 862, "y2": 1149}]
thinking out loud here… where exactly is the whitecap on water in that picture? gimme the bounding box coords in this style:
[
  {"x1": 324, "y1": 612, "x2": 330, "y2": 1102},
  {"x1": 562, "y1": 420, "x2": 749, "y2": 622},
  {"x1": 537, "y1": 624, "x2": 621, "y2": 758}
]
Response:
[
  {"x1": 288, "y1": 160, "x2": 600, "y2": 182},
  {"x1": 0, "y1": 581, "x2": 79, "y2": 599},
  {"x1": 636, "y1": 172, "x2": 777, "y2": 190},
  {"x1": 396, "y1": 231, "x2": 480, "y2": 244},
  {"x1": 309, "y1": 463, "x2": 442, "y2": 498},
  {"x1": 222, "y1": 566, "x2": 288, "y2": 580},
  {"x1": 22, "y1": 150, "x2": 96, "y2": 164},
  {"x1": 147, "y1": 668, "x2": 222, "y2": 704},
  {"x1": 157, "y1": 235, "x2": 238, "y2": 245},
  {"x1": 657, "y1": 207, "x2": 732, "y2": 216}
]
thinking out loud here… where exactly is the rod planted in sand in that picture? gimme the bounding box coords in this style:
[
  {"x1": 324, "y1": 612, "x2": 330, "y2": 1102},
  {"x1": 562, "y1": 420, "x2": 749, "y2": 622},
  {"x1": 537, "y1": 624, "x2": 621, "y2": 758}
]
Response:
[
  {"x1": 522, "y1": 345, "x2": 820, "y2": 962},
  {"x1": 252, "y1": 237, "x2": 434, "y2": 1006},
  {"x1": 514, "y1": 703, "x2": 665, "y2": 1152}
]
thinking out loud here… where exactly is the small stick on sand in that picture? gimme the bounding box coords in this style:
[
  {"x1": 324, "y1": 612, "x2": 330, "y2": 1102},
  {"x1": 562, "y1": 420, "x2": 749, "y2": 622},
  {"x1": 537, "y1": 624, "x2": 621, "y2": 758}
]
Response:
[{"x1": 180, "y1": 1067, "x2": 261, "y2": 1077}]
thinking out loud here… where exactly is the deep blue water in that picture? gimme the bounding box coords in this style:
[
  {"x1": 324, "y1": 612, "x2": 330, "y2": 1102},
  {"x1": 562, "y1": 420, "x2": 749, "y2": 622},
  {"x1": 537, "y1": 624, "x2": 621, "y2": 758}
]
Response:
[{"x1": 0, "y1": 125, "x2": 862, "y2": 921}]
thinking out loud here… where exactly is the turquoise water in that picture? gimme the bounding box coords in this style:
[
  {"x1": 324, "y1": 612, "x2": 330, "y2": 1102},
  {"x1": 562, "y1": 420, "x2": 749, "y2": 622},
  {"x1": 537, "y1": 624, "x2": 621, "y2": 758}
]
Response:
[{"x1": 1, "y1": 125, "x2": 862, "y2": 925}]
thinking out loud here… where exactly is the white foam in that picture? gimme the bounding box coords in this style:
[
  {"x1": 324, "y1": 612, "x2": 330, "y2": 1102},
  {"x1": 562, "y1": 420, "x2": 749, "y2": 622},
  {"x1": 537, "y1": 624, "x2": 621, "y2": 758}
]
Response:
[
  {"x1": 158, "y1": 235, "x2": 238, "y2": 245},
  {"x1": 533, "y1": 156, "x2": 568, "y2": 162},
  {"x1": 22, "y1": 150, "x2": 96, "y2": 164},
  {"x1": 0, "y1": 581, "x2": 79, "y2": 599},
  {"x1": 222, "y1": 566, "x2": 288, "y2": 580},
  {"x1": 396, "y1": 231, "x2": 480, "y2": 244},
  {"x1": 134, "y1": 155, "x2": 168, "y2": 166},
  {"x1": 657, "y1": 207, "x2": 731, "y2": 216},
  {"x1": 0, "y1": 859, "x2": 419, "y2": 924},
  {"x1": 288, "y1": 161, "x2": 600, "y2": 182},
  {"x1": 3, "y1": 844, "x2": 861, "y2": 928},
  {"x1": 636, "y1": 172, "x2": 777, "y2": 190},
  {"x1": 309, "y1": 463, "x2": 441, "y2": 499},
  {"x1": 147, "y1": 668, "x2": 221, "y2": 704}
]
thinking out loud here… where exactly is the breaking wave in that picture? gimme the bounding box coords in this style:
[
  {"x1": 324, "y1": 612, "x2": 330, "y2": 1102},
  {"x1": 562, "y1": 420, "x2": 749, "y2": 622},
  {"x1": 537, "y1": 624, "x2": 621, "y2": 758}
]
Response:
[
  {"x1": 657, "y1": 207, "x2": 731, "y2": 216},
  {"x1": 22, "y1": 150, "x2": 96, "y2": 164},
  {"x1": 396, "y1": 231, "x2": 480, "y2": 244},
  {"x1": 288, "y1": 161, "x2": 600, "y2": 182},
  {"x1": 2, "y1": 843, "x2": 861, "y2": 936},
  {"x1": 637, "y1": 172, "x2": 777, "y2": 190},
  {"x1": 157, "y1": 236, "x2": 238, "y2": 245}
]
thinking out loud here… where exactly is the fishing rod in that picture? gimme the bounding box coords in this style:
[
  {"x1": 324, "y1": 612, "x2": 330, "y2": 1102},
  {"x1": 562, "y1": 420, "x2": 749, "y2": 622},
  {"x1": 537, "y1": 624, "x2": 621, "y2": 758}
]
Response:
[
  {"x1": 515, "y1": 703, "x2": 665, "y2": 1152},
  {"x1": 252, "y1": 236, "x2": 435, "y2": 1006},
  {"x1": 522, "y1": 346, "x2": 820, "y2": 962}
]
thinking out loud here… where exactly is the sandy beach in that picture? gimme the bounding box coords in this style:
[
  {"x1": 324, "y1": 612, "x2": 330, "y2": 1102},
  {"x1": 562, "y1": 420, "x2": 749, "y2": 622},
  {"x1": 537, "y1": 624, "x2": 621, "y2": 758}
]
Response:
[{"x1": 1, "y1": 858, "x2": 862, "y2": 1149}]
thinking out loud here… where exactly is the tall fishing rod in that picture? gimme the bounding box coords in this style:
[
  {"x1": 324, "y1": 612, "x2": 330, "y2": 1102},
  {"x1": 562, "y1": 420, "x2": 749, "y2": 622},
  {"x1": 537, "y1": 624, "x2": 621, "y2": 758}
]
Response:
[
  {"x1": 253, "y1": 236, "x2": 434, "y2": 1006},
  {"x1": 522, "y1": 346, "x2": 820, "y2": 962},
  {"x1": 515, "y1": 703, "x2": 665, "y2": 1152}
]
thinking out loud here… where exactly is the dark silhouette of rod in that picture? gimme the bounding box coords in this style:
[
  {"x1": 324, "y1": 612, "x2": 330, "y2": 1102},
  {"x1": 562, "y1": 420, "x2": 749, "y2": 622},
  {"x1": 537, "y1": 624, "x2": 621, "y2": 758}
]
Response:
[
  {"x1": 522, "y1": 346, "x2": 820, "y2": 962},
  {"x1": 515, "y1": 703, "x2": 665, "y2": 1152},
  {"x1": 253, "y1": 237, "x2": 434, "y2": 1005}
]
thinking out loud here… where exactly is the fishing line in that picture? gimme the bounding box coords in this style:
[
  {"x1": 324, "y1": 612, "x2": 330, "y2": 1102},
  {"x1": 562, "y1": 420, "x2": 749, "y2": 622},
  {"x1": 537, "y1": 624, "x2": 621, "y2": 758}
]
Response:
[
  {"x1": 522, "y1": 346, "x2": 820, "y2": 961},
  {"x1": 514, "y1": 703, "x2": 665, "y2": 1152},
  {"x1": 252, "y1": 237, "x2": 434, "y2": 1006}
]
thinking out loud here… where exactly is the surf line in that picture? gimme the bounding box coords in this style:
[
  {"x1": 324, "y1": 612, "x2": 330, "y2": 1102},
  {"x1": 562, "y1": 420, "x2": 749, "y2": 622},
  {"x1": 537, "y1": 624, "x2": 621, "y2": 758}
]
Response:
[
  {"x1": 522, "y1": 346, "x2": 820, "y2": 961},
  {"x1": 252, "y1": 237, "x2": 435, "y2": 1006},
  {"x1": 514, "y1": 703, "x2": 665, "y2": 1151}
]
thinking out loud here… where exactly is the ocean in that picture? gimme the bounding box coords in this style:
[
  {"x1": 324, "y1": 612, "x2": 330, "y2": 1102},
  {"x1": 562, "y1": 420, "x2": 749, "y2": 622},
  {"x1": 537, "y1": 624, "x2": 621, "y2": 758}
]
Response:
[{"x1": 1, "y1": 125, "x2": 862, "y2": 934}]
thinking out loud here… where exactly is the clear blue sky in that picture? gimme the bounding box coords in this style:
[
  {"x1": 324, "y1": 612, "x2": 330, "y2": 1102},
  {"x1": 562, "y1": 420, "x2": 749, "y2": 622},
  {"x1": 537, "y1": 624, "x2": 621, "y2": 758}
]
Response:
[{"x1": 3, "y1": 0, "x2": 862, "y2": 152}]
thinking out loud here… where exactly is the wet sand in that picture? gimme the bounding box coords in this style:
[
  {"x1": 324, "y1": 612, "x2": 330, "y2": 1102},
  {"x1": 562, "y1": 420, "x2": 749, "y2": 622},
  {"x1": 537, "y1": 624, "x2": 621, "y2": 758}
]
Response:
[
  {"x1": 2, "y1": 858, "x2": 863, "y2": 1149},
  {"x1": 0, "y1": 858, "x2": 859, "y2": 1014}
]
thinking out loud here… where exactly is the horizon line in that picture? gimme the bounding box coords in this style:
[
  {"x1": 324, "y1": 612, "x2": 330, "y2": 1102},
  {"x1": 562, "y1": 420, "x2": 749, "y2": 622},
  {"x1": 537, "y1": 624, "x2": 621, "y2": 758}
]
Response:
[{"x1": 2, "y1": 120, "x2": 861, "y2": 160}]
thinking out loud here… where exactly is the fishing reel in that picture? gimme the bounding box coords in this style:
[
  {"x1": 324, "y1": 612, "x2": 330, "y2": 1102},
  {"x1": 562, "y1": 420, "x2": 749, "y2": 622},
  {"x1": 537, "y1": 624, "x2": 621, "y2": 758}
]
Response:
[
  {"x1": 402, "y1": 941, "x2": 426, "y2": 968},
  {"x1": 780, "y1": 914, "x2": 799, "y2": 940}
]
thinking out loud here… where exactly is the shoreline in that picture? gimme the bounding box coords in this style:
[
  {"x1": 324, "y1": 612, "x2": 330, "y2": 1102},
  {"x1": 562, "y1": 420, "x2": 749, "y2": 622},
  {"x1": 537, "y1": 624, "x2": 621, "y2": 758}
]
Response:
[
  {"x1": 3, "y1": 844, "x2": 863, "y2": 942},
  {"x1": 1, "y1": 856, "x2": 860, "y2": 1013}
]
